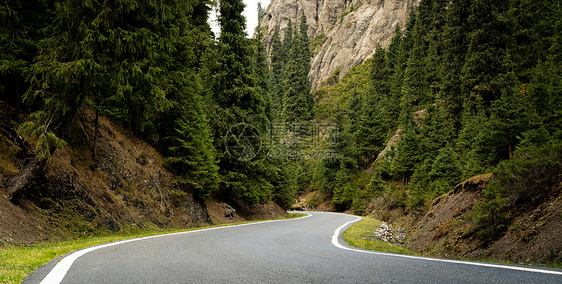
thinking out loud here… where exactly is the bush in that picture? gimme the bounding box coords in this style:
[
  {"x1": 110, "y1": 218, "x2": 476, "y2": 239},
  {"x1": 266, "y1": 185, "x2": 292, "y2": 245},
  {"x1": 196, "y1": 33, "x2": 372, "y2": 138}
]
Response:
[
  {"x1": 476, "y1": 141, "x2": 562, "y2": 243},
  {"x1": 494, "y1": 142, "x2": 562, "y2": 205}
]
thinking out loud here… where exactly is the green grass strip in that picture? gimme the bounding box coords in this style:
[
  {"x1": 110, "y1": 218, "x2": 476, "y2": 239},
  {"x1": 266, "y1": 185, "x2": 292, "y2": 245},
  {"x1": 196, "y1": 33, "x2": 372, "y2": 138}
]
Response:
[
  {"x1": 1, "y1": 213, "x2": 304, "y2": 284},
  {"x1": 343, "y1": 216, "x2": 414, "y2": 255}
]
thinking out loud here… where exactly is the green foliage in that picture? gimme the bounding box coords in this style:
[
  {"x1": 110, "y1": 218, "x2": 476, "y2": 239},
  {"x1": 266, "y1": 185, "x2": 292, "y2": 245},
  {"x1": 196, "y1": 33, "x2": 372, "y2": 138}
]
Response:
[
  {"x1": 310, "y1": 33, "x2": 327, "y2": 57},
  {"x1": 332, "y1": 172, "x2": 353, "y2": 211},
  {"x1": 18, "y1": 119, "x2": 67, "y2": 161},
  {"x1": 268, "y1": 26, "x2": 284, "y2": 122},
  {"x1": 4, "y1": 0, "x2": 562, "y2": 215},
  {"x1": 428, "y1": 145, "x2": 461, "y2": 196},
  {"x1": 492, "y1": 142, "x2": 562, "y2": 205},
  {"x1": 282, "y1": 12, "x2": 313, "y2": 123},
  {"x1": 321, "y1": 67, "x2": 341, "y2": 88},
  {"x1": 205, "y1": 0, "x2": 274, "y2": 205},
  {"x1": 475, "y1": 182, "x2": 510, "y2": 244},
  {"x1": 357, "y1": 45, "x2": 390, "y2": 165},
  {"x1": 390, "y1": 123, "x2": 421, "y2": 184},
  {"x1": 312, "y1": 0, "x2": 562, "y2": 214},
  {"x1": 257, "y1": 2, "x2": 266, "y2": 24},
  {"x1": 476, "y1": 142, "x2": 562, "y2": 243},
  {"x1": 461, "y1": 0, "x2": 512, "y2": 113},
  {"x1": 339, "y1": 4, "x2": 359, "y2": 24},
  {"x1": 313, "y1": 58, "x2": 371, "y2": 120}
]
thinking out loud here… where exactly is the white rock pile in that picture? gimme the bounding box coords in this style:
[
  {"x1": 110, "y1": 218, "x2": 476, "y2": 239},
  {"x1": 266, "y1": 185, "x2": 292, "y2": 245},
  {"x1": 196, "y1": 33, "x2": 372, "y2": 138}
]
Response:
[{"x1": 370, "y1": 222, "x2": 406, "y2": 245}]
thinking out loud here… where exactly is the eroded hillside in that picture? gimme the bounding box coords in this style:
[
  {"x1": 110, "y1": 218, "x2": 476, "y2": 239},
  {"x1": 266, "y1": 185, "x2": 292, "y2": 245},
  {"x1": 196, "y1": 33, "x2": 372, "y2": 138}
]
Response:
[{"x1": 0, "y1": 107, "x2": 286, "y2": 245}]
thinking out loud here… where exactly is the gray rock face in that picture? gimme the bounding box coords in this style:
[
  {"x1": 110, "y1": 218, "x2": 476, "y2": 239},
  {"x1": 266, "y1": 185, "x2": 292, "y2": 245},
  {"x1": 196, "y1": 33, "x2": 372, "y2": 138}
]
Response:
[{"x1": 259, "y1": 0, "x2": 420, "y2": 89}]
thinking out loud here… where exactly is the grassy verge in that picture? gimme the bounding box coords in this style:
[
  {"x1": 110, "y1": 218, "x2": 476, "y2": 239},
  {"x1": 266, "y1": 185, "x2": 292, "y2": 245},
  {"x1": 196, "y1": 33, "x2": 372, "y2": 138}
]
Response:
[
  {"x1": 343, "y1": 216, "x2": 562, "y2": 270},
  {"x1": 288, "y1": 212, "x2": 308, "y2": 218},
  {"x1": 343, "y1": 216, "x2": 415, "y2": 255},
  {"x1": 1, "y1": 214, "x2": 305, "y2": 284}
]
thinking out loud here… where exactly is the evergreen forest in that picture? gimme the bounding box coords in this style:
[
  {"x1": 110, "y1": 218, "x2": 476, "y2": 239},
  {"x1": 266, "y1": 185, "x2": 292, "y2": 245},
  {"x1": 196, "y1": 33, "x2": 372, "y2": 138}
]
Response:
[{"x1": 1, "y1": 0, "x2": 562, "y2": 243}]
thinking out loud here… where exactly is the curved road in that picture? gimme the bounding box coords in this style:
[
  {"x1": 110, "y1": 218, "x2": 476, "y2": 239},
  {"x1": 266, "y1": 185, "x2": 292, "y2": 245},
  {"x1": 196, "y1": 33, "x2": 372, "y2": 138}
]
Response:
[{"x1": 25, "y1": 212, "x2": 562, "y2": 283}]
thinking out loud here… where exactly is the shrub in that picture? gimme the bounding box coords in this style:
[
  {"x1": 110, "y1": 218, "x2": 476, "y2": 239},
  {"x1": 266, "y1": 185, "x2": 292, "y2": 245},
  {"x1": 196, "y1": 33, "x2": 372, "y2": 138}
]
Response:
[{"x1": 476, "y1": 141, "x2": 562, "y2": 243}]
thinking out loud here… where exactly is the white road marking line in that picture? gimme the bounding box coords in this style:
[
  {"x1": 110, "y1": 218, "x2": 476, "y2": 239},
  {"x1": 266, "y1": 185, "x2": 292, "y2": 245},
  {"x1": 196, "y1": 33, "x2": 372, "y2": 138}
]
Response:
[
  {"x1": 39, "y1": 214, "x2": 311, "y2": 284},
  {"x1": 331, "y1": 216, "x2": 562, "y2": 276}
]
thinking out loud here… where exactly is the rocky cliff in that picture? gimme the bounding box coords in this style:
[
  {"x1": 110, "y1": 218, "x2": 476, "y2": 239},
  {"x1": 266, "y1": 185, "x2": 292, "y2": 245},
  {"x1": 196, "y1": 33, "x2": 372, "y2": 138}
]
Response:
[{"x1": 259, "y1": 0, "x2": 419, "y2": 89}]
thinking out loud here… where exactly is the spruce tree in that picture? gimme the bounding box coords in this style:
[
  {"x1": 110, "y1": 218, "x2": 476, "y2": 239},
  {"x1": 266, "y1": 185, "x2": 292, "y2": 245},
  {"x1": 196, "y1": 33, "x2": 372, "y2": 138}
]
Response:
[
  {"x1": 347, "y1": 87, "x2": 362, "y2": 137},
  {"x1": 253, "y1": 27, "x2": 271, "y2": 120},
  {"x1": 0, "y1": 0, "x2": 53, "y2": 114},
  {"x1": 390, "y1": 122, "x2": 421, "y2": 185},
  {"x1": 386, "y1": 24, "x2": 403, "y2": 127},
  {"x1": 282, "y1": 13, "x2": 312, "y2": 123},
  {"x1": 257, "y1": 2, "x2": 266, "y2": 24},
  {"x1": 424, "y1": 0, "x2": 447, "y2": 100},
  {"x1": 400, "y1": 19, "x2": 428, "y2": 124},
  {"x1": 298, "y1": 13, "x2": 314, "y2": 114},
  {"x1": 527, "y1": 6, "x2": 562, "y2": 139},
  {"x1": 206, "y1": 0, "x2": 272, "y2": 204},
  {"x1": 421, "y1": 104, "x2": 455, "y2": 159},
  {"x1": 24, "y1": 0, "x2": 197, "y2": 155},
  {"x1": 357, "y1": 44, "x2": 390, "y2": 165},
  {"x1": 461, "y1": 0, "x2": 513, "y2": 114},
  {"x1": 281, "y1": 18, "x2": 293, "y2": 66},
  {"x1": 439, "y1": 0, "x2": 471, "y2": 127},
  {"x1": 428, "y1": 145, "x2": 461, "y2": 196},
  {"x1": 268, "y1": 26, "x2": 284, "y2": 121},
  {"x1": 488, "y1": 73, "x2": 532, "y2": 159},
  {"x1": 164, "y1": 89, "x2": 219, "y2": 201},
  {"x1": 157, "y1": 0, "x2": 219, "y2": 201}
]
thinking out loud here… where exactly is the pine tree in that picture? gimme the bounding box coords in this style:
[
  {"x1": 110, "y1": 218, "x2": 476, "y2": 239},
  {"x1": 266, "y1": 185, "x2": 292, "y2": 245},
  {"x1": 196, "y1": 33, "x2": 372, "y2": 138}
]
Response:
[
  {"x1": 428, "y1": 145, "x2": 461, "y2": 196},
  {"x1": 527, "y1": 4, "x2": 562, "y2": 139},
  {"x1": 268, "y1": 26, "x2": 284, "y2": 121},
  {"x1": 257, "y1": 2, "x2": 266, "y2": 24},
  {"x1": 461, "y1": 0, "x2": 513, "y2": 114},
  {"x1": 253, "y1": 27, "x2": 271, "y2": 120},
  {"x1": 24, "y1": 0, "x2": 197, "y2": 156},
  {"x1": 488, "y1": 73, "x2": 532, "y2": 159},
  {"x1": 347, "y1": 87, "x2": 362, "y2": 136},
  {"x1": 298, "y1": 13, "x2": 314, "y2": 114},
  {"x1": 164, "y1": 89, "x2": 219, "y2": 201},
  {"x1": 439, "y1": 0, "x2": 471, "y2": 127},
  {"x1": 386, "y1": 24, "x2": 403, "y2": 72},
  {"x1": 424, "y1": 0, "x2": 447, "y2": 100},
  {"x1": 282, "y1": 13, "x2": 312, "y2": 123},
  {"x1": 421, "y1": 104, "x2": 455, "y2": 160},
  {"x1": 391, "y1": 122, "x2": 421, "y2": 185},
  {"x1": 0, "y1": 0, "x2": 53, "y2": 114},
  {"x1": 399, "y1": 8, "x2": 429, "y2": 125},
  {"x1": 281, "y1": 18, "x2": 293, "y2": 66},
  {"x1": 386, "y1": 24, "x2": 403, "y2": 127},
  {"x1": 205, "y1": 0, "x2": 272, "y2": 204},
  {"x1": 357, "y1": 44, "x2": 390, "y2": 165},
  {"x1": 321, "y1": 101, "x2": 357, "y2": 209}
]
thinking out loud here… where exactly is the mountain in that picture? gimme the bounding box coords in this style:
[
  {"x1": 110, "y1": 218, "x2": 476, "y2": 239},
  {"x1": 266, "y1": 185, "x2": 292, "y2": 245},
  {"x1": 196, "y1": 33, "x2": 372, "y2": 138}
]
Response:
[{"x1": 259, "y1": 0, "x2": 420, "y2": 89}]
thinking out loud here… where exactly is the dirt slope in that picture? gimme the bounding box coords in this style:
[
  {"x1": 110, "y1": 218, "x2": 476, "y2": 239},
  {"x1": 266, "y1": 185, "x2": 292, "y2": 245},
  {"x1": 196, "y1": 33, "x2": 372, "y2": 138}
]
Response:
[
  {"x1": 396, "y1": 174, "x2": 562, "y2": 265},
  {"x1": 0, "y1": 108, "x2": 286, "y2": 246}
]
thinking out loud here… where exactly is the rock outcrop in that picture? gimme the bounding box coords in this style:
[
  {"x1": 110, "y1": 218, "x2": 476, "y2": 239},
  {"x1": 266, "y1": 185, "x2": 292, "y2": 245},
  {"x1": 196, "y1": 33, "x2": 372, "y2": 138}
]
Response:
[{"x1": 259, "y1": 0, "x2": 420, "y2": 89}]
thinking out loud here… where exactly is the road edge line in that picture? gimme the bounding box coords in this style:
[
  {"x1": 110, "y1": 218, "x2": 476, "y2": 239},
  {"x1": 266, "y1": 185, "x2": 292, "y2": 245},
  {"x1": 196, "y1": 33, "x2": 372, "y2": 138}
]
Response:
[
  {"x1": 331, "y1": 216, "x2": 562, "y2": 276},
  {"x1": 39, "y1": 213, "x2": 311, "y2": 284}
]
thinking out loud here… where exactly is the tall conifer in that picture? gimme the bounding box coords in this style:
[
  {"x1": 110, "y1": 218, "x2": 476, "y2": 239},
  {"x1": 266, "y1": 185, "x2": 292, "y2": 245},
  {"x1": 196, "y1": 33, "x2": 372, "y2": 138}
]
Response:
[{"x1": 357, "y1": 44, "x2": 390, "y2": 165}]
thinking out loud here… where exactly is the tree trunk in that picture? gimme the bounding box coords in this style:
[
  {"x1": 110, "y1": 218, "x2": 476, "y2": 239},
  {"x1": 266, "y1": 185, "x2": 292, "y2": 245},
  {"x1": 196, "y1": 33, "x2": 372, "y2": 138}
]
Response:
[
  {"x1": 93, "y1": 109, "x2": 99, "y2": 161},
  {"x1": 7, "y1": 158, "x2": 46, "y2": 200}
]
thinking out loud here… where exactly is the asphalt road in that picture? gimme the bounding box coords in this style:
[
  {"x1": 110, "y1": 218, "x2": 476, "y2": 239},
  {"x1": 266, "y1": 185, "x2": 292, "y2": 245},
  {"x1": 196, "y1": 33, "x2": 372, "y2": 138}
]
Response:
[{"x1": 25, "y1": 211, "x2": 562, "y2": 284}]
